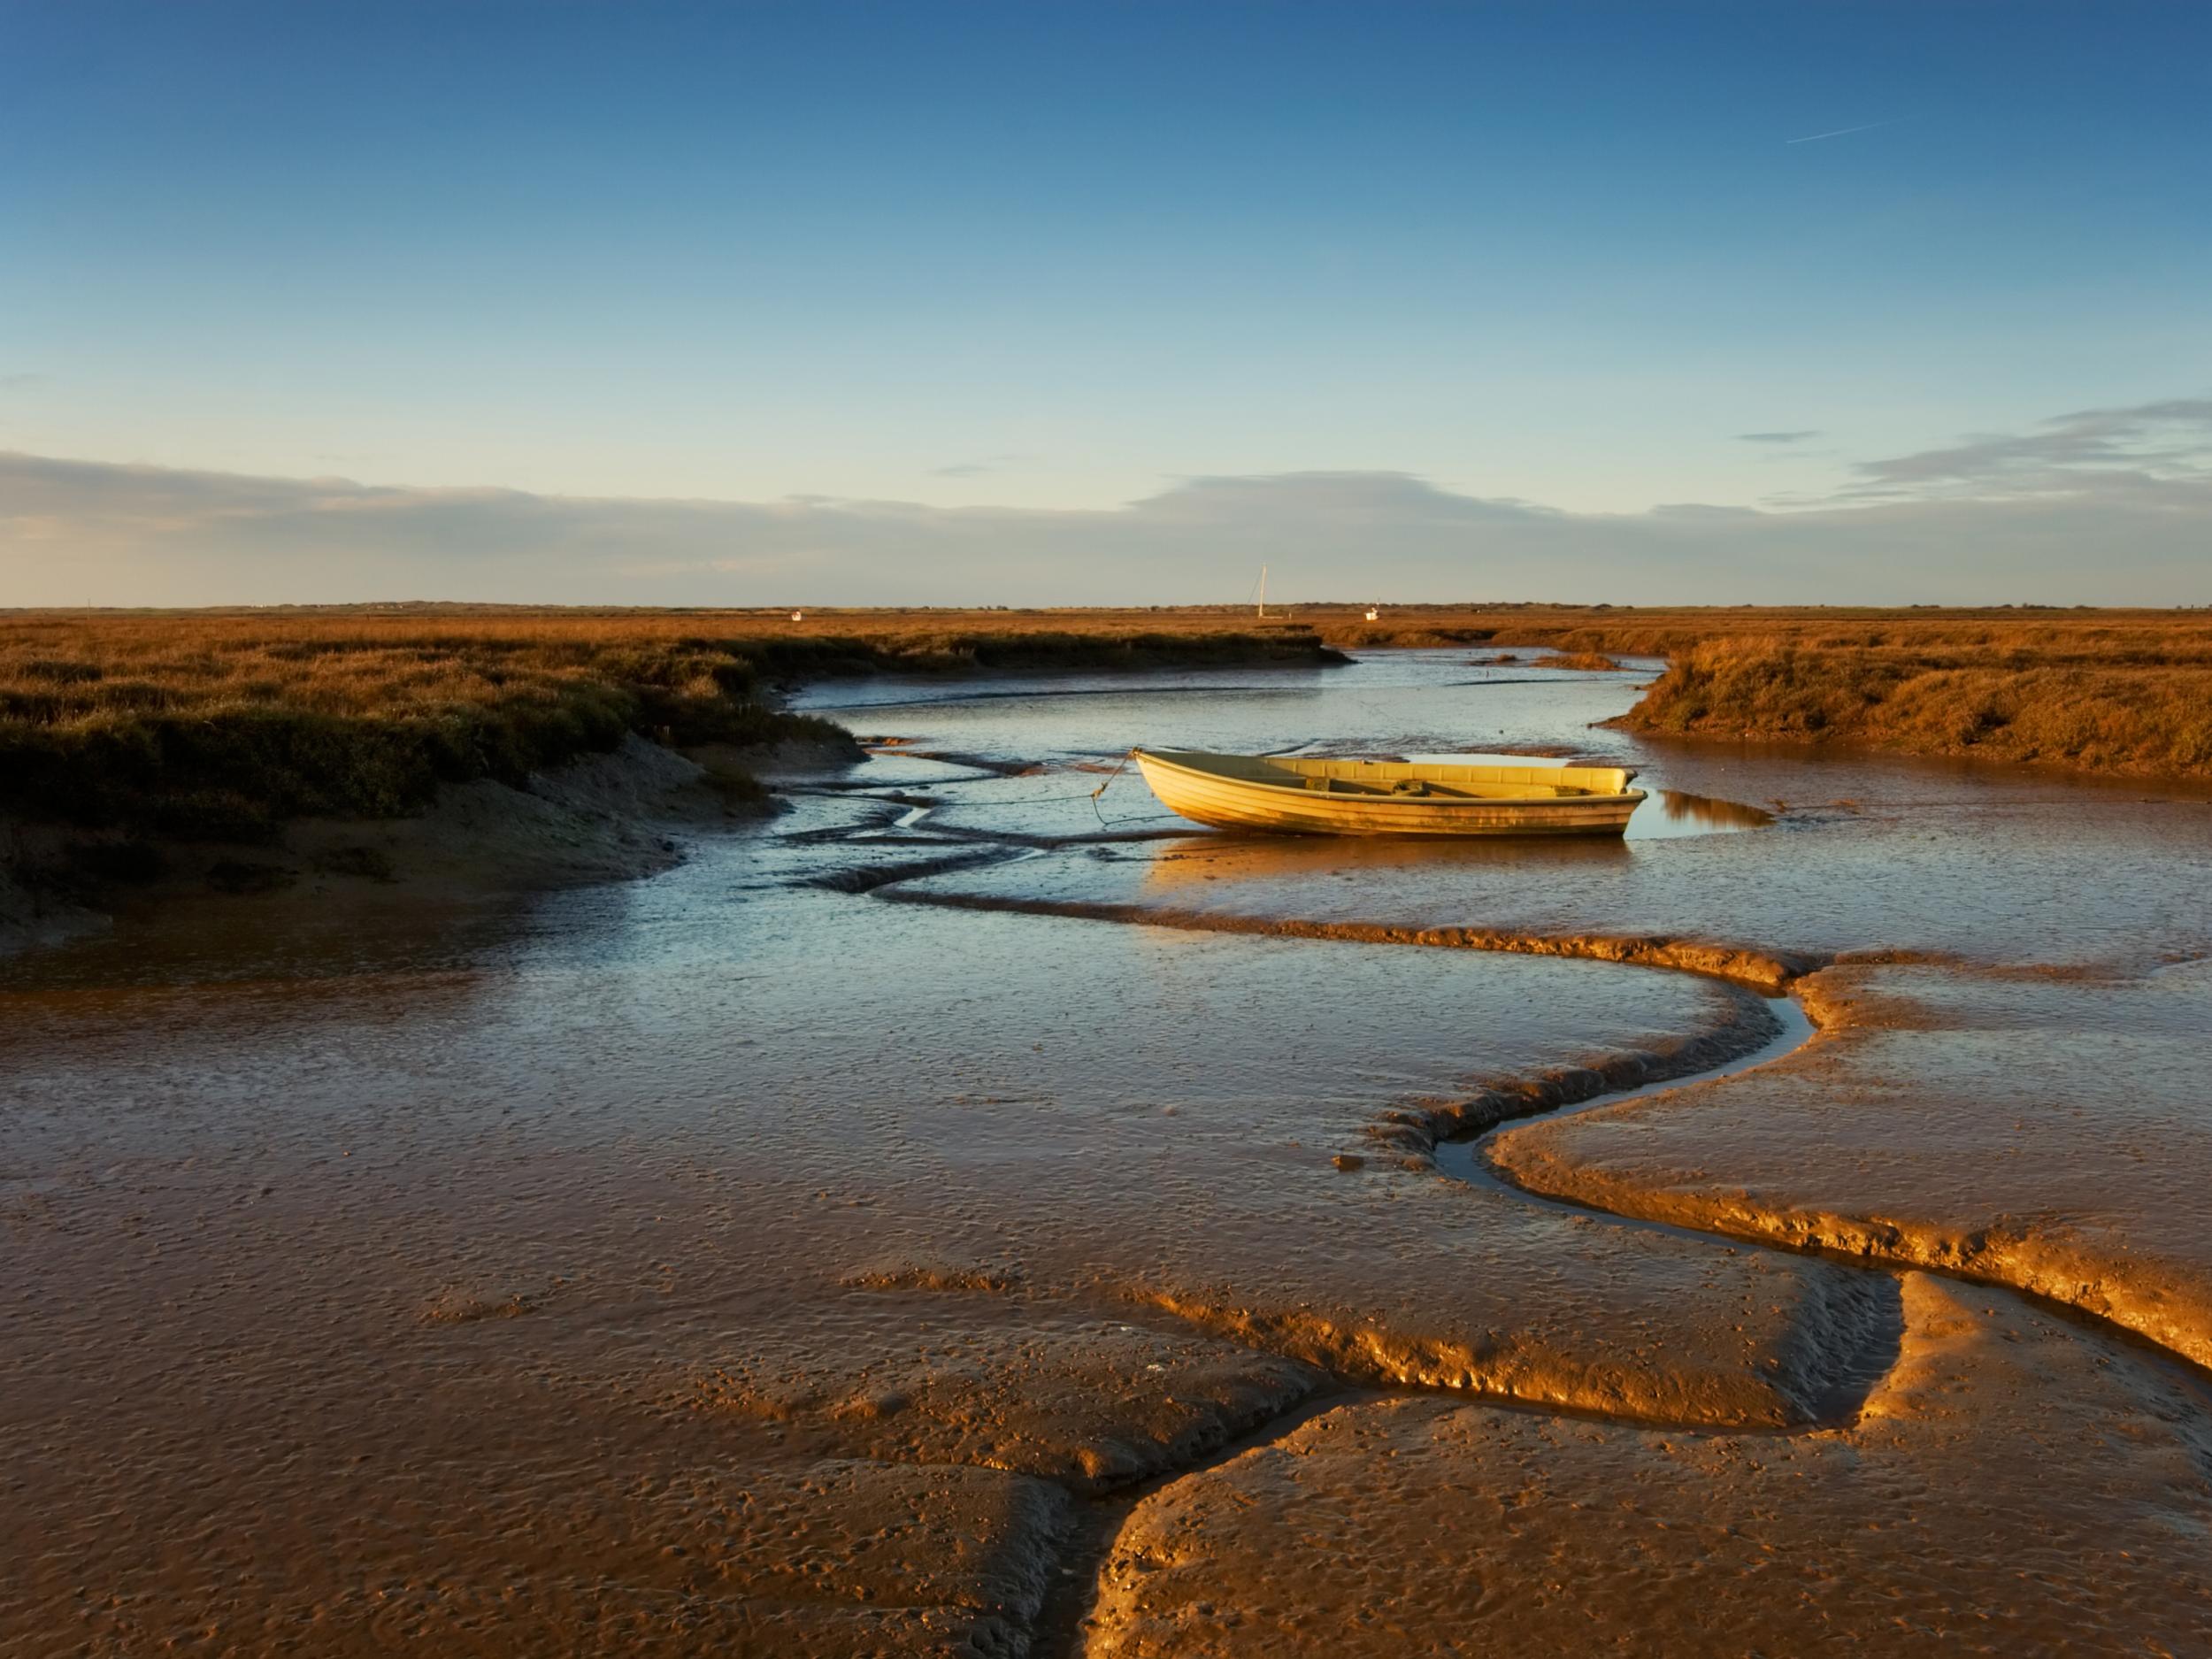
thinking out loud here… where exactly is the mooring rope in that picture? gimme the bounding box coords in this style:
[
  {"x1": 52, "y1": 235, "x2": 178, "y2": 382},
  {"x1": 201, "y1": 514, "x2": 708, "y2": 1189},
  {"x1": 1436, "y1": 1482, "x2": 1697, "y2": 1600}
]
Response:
[{"x1": 1087, "y1": 747, "x2": 1136, "y2": 816}]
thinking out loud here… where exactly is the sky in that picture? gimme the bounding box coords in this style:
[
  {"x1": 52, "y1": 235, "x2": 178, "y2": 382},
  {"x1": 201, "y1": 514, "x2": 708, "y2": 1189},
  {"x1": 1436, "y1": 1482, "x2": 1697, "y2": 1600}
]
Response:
[{"x1": 3, "y1": 0, "x2": 2208, "y2": 605}]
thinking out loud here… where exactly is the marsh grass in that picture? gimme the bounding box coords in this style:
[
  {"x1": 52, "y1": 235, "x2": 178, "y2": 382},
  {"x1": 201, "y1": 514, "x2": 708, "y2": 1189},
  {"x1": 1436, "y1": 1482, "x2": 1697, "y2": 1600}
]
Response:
[
  {"x1": 1532, "y1": 651, "x2": 1625, "y2": 672},
  {"x1": 1318, "y1": 604, "x2": 2212, "y2": 777},
  {"x1": 5, "y1": 607, "x2": 2208, "y2": 837},
  {"x1": 1624, "y1": 634, "x2": 2212, "y2": 775},
  {"x1": 0, "y1": 610, "x2": 1340, "y2": 834},
  {"x1": 0, "y1": 616, "x2": 831, "y2": 833}
]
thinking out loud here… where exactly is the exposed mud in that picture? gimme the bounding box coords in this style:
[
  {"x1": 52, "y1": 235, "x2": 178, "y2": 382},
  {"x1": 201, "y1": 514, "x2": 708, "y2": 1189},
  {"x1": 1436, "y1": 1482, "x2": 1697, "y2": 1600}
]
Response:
[
  {"x1": 5, "y1": 649, "x2": 2209, "y2": 1656},
  {"x1": 689, "y1": 1295, "x2": 1328, "y2": 1494},
  {"x1": 887, "y1": 891, "x2": 1819, "y2": 994},
  {"x1": 1085, "y1": 1276, "x2": 2212, "y2": 1655},
  {"x1": 1493, "y1": 956, "x2": 2212, "y2": 1371},
  {"x1": 0, "y1": 822, "x2": 104, "y2": 956},
  {"x1": 0, "y1": 733, "x2": 805, "y2": 978},
  {"x1": 0, "y1": 848, "x2": 1875, "y2": 1654}
]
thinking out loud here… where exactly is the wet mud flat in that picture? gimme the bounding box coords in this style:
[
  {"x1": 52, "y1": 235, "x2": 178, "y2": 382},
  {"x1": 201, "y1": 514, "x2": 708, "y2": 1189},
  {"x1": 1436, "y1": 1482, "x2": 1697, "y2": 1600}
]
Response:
[{"x1": 5, "y1": 651, "x2": 2212, "y2": 1655}]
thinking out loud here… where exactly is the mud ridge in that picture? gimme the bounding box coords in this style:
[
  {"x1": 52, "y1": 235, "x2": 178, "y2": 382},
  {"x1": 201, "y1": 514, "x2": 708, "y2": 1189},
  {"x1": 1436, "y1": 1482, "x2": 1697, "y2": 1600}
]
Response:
[
  {"x1": 881, "y1": 890, "x2": 1824, "y2": 994},
  {"x1": 1113, "y1": 1277, "x2": 1895, "y2": 1433},
  {"x1": 1031, "y1": 1389, "x2": 1363, "y2": 1659},
  {"x1": 897, "y1": 749, "x2": 1050, "y2": 777},
  {"x1": 826, "y1": 812, "x2": 2207, "y2": 1647},
  {"x1": 857, "y1": 880, "x2": 1909, "y2": 1432},
  {"x1": 1365, "y1": 985, "x2": 1785, "y2": 1161},
  {"x1": 1480, "y1": 956, "x2": 2212, "y2": 1379},
  {"x1": 777, "y1": 808, "x2": 905, "y2": 842},
  {"x1": 785, "y1": 767, "x2": 1013, "y2": 791},
  {"x1": 805, "y1": 847, "x2": 1033, "y2": 895},
  {"x1": 856, "y1": 821, "x2": 1191, "y2": 853},
  {"x1": 1489, "y1": 1153, "x2": 2212, "y2": 1376}
]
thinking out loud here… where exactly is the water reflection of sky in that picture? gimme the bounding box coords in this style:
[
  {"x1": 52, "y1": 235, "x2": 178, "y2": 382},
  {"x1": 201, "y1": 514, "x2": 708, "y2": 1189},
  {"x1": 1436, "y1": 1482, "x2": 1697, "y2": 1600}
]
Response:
[{"x1": 798, "y1": 649, "x2": 1771, "y2": 842}]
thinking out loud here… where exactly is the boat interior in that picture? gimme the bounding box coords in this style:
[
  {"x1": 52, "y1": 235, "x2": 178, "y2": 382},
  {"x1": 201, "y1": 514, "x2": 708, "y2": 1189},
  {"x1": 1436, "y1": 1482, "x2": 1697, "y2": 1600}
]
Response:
[{"x1": 1145, "y1": 749, "x2": 1640, "y2": 801}]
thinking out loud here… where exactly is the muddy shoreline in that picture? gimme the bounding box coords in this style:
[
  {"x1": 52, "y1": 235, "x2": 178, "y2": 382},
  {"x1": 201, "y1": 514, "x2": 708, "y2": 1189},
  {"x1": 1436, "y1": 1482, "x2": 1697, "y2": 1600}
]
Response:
[
  {"x1": 6, "y1": 649, "x2": 2210, "y2": 1655},
  {"x1": 0, "y1": 732, "x2": 870, "y2": 966}
]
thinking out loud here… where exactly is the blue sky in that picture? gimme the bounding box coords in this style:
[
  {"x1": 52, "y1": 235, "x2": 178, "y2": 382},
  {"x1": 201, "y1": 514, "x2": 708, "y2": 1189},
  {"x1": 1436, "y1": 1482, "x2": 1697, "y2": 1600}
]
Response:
[{"x1": 3, "y1": 2, "x2": 2208, "y2": 603}]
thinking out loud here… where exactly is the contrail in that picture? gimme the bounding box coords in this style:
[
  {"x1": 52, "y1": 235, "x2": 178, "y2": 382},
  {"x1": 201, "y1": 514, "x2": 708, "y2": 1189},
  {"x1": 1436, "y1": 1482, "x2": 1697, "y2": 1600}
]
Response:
[{"x1": 1786, "y1": 117, "x2": 1912, "y2": 145}]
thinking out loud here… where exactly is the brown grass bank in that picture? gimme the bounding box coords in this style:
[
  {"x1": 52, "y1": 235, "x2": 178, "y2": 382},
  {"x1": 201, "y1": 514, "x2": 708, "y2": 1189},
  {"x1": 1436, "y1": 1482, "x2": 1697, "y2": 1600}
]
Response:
[
  {"x1": 7, "y1": 605, "x2": 2208, "y2": 844},
  {"x1": 0, "y1": 608, "x2": 1343, "y2": 839},
  {"x1": 1305, "y1": 603, "x2": 2212, "y2": 779},
  {"x1": 1623, "y1": 634, "x2": 2212, "y2": 777}
]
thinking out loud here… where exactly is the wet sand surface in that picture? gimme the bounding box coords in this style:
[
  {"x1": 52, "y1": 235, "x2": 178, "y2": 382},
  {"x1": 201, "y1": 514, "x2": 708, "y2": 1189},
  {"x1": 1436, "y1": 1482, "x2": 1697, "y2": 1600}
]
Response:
[
  {"x1": 1088, "y1": 1275, "x2": 2212, "y2": 1656},
  {"x1": 6, "y1": 651, "x2": 2212, "y2": 1654},
  {"x1": 1494, "y1": 956, "x2": 2212, "y2": 1367}
]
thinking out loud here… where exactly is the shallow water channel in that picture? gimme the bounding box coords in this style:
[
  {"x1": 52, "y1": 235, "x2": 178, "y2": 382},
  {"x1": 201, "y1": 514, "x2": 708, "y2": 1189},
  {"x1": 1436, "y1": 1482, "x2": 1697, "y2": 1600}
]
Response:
[{"x1": 6, "y1": 650, "x2": 2211, "y2": 1655}]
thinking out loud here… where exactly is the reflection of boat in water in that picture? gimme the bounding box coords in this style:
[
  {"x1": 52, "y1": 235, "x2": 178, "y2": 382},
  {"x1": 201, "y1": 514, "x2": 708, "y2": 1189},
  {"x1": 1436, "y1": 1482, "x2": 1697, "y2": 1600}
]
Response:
[
  {"x1": 1656, "y1": 789, "x2": 1776, "y2": 832},
  {"x1": 1132, "y1": 749, "x2": 1645, "y2": 838},
  {"x1": 1136, "y1": 826, "x2": 1631, "y2": 900}
]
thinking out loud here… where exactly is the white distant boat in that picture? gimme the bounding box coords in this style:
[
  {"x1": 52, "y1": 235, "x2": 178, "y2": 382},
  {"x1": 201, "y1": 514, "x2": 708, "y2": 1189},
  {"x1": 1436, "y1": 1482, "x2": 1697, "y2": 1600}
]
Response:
[{"x1": 1133, "y1": 749, "x2": 1644, "y2": 837}]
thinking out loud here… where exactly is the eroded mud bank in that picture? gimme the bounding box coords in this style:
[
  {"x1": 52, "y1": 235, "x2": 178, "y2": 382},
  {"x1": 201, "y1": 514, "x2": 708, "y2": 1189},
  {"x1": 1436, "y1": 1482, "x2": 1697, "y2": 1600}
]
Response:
[
  {"x1": 887, "y1": 891, "x2": 1818, "y2": 994},
  {"x1": 0, "y1": 733, "x2": 773, "y2": 975}
]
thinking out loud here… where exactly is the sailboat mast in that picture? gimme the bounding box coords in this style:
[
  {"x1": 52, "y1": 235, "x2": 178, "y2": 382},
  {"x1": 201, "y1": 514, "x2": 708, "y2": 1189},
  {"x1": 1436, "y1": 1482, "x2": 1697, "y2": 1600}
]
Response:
[{"x1": 1256, "y1": 565, "x2": 1267, "y2": 619}]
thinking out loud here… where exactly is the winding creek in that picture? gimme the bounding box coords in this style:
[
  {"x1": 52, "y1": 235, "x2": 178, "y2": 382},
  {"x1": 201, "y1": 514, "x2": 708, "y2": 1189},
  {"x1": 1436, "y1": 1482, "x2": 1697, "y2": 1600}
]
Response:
[{"x1": 6, "y1": 649, "x2": 2212, "y2": 1654}]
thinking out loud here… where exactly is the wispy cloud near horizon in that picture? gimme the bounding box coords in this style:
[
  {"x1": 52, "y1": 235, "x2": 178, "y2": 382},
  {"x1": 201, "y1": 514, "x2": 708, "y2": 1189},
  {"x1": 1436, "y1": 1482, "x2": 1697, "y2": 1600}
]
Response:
[
  {"x1": 930, "y1": 452, "x2": 1040, "y2": 480},
  {"x1": 1839, "y1": 399, "x2": 2212, "y2": 502},
  {"x1": 5, "y1": 399, "x2": 2208, "y2": 608}
]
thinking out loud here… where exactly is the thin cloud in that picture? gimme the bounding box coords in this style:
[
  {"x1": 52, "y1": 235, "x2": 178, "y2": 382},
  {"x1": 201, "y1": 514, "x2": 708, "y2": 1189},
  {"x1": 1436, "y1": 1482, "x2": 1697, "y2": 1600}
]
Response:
[
  {"x1": 1786, "y1": 117, "x2": 1913, "y2": 145},
  {"x1": 1737, "y1": 430, "x2": 1820, "y2": 444},
  {"x1": 1841, "y1": 398, "x2": 2212, "y2": 501},
  {"x1": 5, "y1": 421, "x2": 2209, "y2": 607},
  {"x1": 931, "y1": 451, "x2": 1036, "y2": 479}
]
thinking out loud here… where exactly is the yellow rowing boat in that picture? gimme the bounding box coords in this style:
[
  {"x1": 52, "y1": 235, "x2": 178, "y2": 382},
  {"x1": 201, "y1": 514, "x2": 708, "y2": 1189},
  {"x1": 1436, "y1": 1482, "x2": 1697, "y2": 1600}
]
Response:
[{"x1": 1132, "y1": 749, "x2": 1645, "y2": 837}]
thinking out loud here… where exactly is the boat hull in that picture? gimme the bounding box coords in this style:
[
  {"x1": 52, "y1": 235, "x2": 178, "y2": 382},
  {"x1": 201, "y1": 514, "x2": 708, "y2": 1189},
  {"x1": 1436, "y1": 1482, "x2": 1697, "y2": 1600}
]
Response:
[{"x1": 1133, "y1": 749, "x2": 1643, "y2": 838}]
